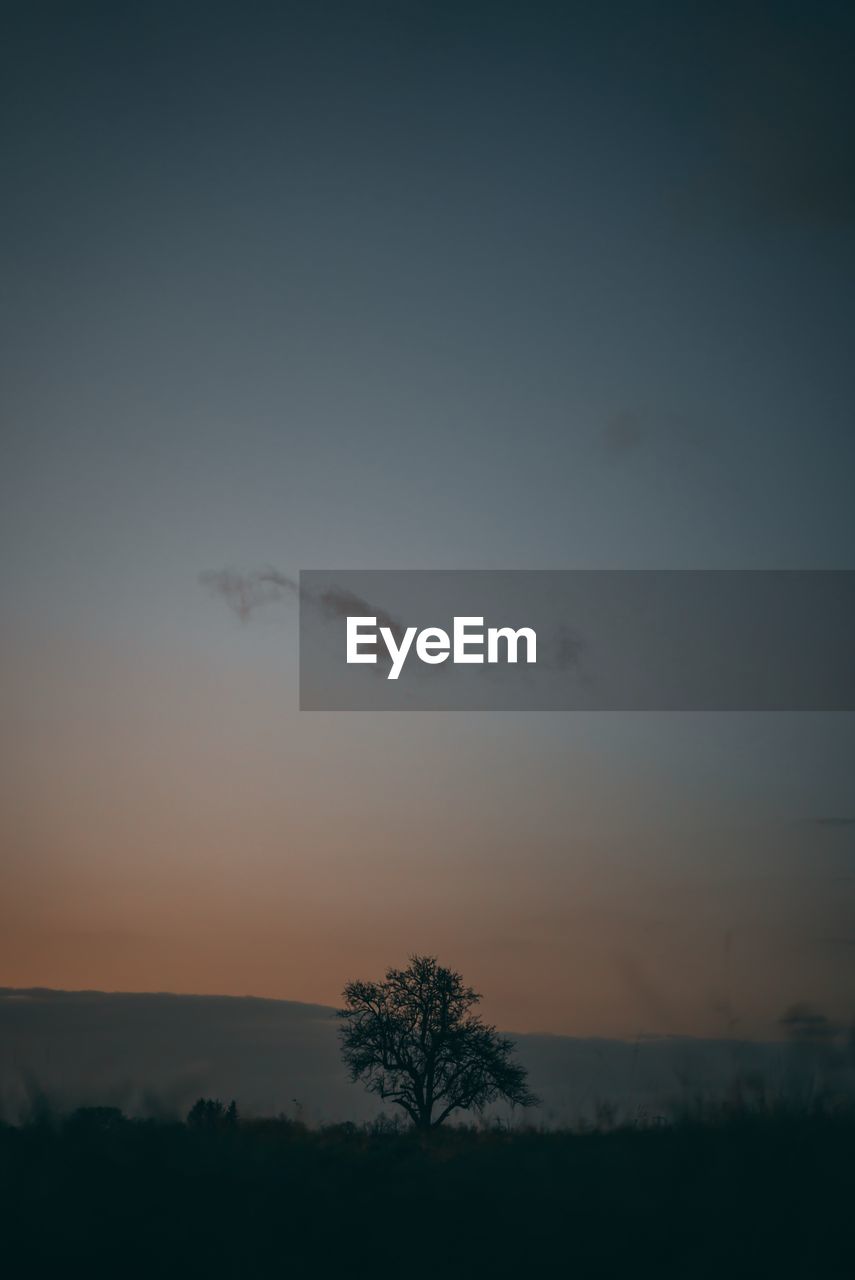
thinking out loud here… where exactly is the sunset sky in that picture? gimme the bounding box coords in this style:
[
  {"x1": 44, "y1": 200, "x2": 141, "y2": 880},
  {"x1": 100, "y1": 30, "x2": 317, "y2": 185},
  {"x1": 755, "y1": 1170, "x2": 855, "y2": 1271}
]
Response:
[{"x1": 2, "y1": 0, "x2": 854, "y2": 1038}]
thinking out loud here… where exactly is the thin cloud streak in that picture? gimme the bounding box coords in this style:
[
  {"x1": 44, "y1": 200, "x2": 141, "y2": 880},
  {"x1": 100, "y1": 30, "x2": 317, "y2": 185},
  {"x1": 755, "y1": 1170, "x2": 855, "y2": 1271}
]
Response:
[{"x1": 200, "y1": 567, "x2": 409, "y2": 656}]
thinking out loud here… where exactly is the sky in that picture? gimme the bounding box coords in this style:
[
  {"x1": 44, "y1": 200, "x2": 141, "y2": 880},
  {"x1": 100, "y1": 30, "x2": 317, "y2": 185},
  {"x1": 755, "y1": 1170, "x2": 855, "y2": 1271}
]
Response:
[{"x1": 2, "y1": 0, "x2": 854, "y2": 1038}]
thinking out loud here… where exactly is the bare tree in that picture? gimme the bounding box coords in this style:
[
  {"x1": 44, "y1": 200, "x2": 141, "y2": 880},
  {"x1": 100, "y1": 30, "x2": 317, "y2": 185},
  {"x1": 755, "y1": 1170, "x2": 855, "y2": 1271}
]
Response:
[{"x1": 338, "y1": 955, "x2": 538, "y2": 1129}]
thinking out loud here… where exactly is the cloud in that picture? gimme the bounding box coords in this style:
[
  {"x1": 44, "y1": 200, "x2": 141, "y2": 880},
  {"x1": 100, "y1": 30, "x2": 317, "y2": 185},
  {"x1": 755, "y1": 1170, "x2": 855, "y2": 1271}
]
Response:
[
  {"x1": 813, "y1": 818, "x2": 855, "y2": 829},
  {"x1": 552, "y1": 625, "x2": 585, "y2": 672},
  {"x1": 202, "y1": 566, "x2": 589, "y2": 682},
  {"x1": 311, "y1": 586, "x2": 407, "y2": 648},
  {"x1": 199, "y1": 568, "x2": 298, "y2": 622},
  {"x1": 200, "y1": 567, "x2": 408, "y2": 660}
]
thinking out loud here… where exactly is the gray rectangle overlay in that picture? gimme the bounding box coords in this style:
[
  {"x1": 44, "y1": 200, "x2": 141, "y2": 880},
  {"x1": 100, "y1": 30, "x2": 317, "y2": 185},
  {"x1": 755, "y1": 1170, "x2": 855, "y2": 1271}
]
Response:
[{"x1": 299, "y1": 570, "x2": 855, "y2": 711}]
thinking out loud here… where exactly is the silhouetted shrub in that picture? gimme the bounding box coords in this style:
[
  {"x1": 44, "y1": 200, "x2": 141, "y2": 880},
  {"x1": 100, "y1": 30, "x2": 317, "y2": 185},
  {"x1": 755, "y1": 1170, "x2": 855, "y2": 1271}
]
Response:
[
  {"x1": 186, "y1": 1097, "x2": 238, "y2": 1129},
  {"x1": 65, "y1": 1106, "x2": 127, "y2": 1136}
]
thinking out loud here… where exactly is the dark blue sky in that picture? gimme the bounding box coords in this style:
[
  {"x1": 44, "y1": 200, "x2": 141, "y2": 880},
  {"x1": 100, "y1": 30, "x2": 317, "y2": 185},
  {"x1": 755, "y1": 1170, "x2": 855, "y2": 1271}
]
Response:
[{"x1": 2, "y1": 1, "x2": 854, "y2": 1035}]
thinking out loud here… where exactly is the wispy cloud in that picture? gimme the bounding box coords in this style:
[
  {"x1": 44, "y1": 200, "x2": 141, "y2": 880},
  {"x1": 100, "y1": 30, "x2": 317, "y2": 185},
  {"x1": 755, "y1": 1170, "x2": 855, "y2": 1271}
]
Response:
[
  {"x1": 200, "y1": 567, "x2": 408, "y2": 656},
  {"x1": 552, "y1": 626, "x2": 585, "y2": 672},
  {"x1": 199, "y1": 568, "x2": 299, "y2": 623}
]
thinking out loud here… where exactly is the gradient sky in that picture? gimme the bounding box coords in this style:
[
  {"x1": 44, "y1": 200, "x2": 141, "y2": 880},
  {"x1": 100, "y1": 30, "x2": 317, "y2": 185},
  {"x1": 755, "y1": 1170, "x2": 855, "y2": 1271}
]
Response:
[{"x1": 2, "y1": 0, "x2": 854, "y2": 1038}]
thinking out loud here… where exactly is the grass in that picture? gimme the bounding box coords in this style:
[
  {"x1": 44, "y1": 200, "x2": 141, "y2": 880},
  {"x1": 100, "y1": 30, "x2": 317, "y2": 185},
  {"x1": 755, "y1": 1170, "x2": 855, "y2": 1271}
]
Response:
[{"x1": 1, "y1": 1099, "x2": 853, "y2": 1278}]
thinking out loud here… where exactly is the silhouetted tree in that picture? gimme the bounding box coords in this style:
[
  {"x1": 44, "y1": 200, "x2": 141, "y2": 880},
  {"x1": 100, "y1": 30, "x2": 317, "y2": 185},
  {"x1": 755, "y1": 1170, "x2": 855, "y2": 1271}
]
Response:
[
  {"x1": 187, "y1": 1097, "x2": 238, "y2": 1129},
  {"x1": 338, "y1": 954, "x2": 538, "y2": 1129},
  {"x1": 65, "y1": 1106, "x2": 127, "y2": 1136}
]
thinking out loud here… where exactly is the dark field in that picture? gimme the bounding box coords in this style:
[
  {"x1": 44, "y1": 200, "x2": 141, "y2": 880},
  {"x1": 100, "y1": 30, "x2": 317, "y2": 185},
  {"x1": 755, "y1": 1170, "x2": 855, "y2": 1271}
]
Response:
[{"x1": 2, "y1": 1105, "x2": 852, "y2": 1278}]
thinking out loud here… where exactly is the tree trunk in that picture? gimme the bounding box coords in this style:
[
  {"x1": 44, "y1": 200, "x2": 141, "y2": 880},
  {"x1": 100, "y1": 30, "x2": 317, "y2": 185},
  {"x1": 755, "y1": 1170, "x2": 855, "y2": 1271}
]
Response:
[{"x1": 416, "y1": 1101, "x2": 433, "y2": 1129}]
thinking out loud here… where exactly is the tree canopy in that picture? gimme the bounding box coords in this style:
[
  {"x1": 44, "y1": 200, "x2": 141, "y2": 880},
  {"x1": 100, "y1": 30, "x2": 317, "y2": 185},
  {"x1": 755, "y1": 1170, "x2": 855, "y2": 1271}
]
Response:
[{"x1": 338, "y1": 954, "x2": 538, "y2": 1128}]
